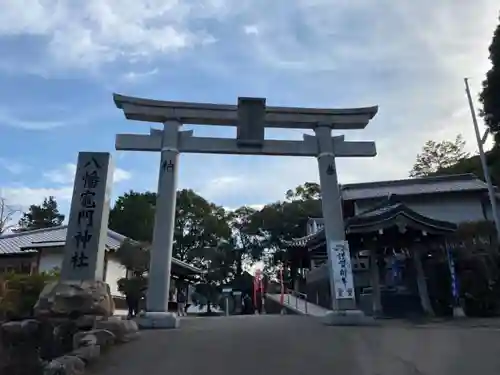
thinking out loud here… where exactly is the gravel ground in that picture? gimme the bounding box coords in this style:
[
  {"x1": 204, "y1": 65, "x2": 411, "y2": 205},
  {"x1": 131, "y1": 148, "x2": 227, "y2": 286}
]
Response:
[{"x1": 87, "y1": 314, "x2": 500, "y2": 375}]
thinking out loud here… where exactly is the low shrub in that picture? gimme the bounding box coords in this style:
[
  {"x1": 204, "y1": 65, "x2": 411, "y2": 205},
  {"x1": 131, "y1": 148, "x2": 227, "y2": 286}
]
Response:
[{"x1": 0, "y1": 271, "x2": 59, "y2": 321}]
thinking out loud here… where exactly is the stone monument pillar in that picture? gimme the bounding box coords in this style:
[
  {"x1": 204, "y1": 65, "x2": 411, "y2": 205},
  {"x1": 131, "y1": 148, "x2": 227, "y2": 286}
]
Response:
[{"x1": 61, "y1": 152, "x2": 114, "y2": 281}]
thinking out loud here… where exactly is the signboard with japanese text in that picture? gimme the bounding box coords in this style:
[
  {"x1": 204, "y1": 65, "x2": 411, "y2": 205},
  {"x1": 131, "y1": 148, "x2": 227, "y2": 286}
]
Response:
[
  {"x1": 328, "y1": 240, "x2": 355, "y2": 300},
  {"x1": 60, "y1": 152, "x2": 114, "y2": 281}
]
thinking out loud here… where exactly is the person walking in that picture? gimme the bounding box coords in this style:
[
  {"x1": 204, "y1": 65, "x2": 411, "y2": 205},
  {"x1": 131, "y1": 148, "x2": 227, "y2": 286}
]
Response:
[
  {"x1": 126, "y1": 293, "x2": 139, "y2": 318},
  {"x1": 124, "y1": 278, "x2": 144, "y2": 319},
  {"x1": 176, "y1": 288, "x2": 187, "y2": 317}
]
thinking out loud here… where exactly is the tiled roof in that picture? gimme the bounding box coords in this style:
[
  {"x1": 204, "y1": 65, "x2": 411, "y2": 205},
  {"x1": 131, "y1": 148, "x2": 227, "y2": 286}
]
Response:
[
  {"x1": 346, "y1": 201, "x2": 458, "y2": 233},
  {"x1": 0, "y1": 226, "x2": 202, "y2": 273},
  {"x1": 341, "y1": 173, "x2": 489, "y2": 200},
  {"x1": 0, "y1": 226, "x2": 123, "y2": 255},
  {"x1": 286, "y1": 199, "x2": 458, "y2": 248}
]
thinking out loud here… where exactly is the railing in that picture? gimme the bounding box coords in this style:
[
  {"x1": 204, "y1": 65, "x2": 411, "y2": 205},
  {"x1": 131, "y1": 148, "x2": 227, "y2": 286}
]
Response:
[{"x1": 285, "y1": 289, "x2": 309, "y2": 315}]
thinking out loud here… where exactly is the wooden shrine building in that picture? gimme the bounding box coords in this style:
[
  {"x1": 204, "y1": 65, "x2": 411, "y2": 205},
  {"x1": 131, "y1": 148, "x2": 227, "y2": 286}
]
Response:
[{"x1": 285, "y1": 196, "x2": 458, "y2": 318}]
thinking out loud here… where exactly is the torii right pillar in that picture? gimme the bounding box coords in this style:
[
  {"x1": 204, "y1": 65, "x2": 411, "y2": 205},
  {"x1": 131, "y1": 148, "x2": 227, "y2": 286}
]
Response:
[{"x1": 314, "y1": 124, "x2": 375, "y2": 325}]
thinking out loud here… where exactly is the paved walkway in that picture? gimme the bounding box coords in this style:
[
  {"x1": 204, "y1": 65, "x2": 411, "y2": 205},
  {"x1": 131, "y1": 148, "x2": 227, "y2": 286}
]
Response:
[
  {"x1": 88, "y1": 315, "x2": 500, "y2": 375},
  {"x1": 266, "y1": 293, "x2": 329, "y2": 317}
]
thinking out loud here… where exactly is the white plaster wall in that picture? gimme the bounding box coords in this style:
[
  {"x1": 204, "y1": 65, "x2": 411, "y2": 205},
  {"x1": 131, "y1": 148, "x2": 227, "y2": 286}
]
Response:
[
  {"x1": 38, "y1": 250, "x2": 63, "y2": 273},
  {"x1": 38, "y1": 248, "x2": 126, "y2": 297},
  {"x1": 105, "y1": 256, "x2": 127, "y2": 297}
]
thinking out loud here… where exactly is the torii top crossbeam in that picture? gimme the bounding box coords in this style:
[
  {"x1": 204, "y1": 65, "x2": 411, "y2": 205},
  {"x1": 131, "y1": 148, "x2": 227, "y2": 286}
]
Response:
[
  {"x1": 113, "y1": 93, "x2": 378, "y2": 157},
  {"x1": 113, "y1": 93, "x2": 378, "y2": 130}
]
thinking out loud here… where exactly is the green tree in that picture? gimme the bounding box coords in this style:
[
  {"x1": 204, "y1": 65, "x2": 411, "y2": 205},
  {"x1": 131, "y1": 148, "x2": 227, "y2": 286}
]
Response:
[
  {"x1": 409, "y1": 135, "x2": 470, "y2": 177},
  {"x1": 249, "y1": 183, "x2": 322, "y2": 285},
  {"x1": 109, "y1": 191, "x2": 156, "y2": 242},
  {"x1": 227, "y1": 206, "x2": 263, "y2": 276},
  {"x1": 110, "y1": 190, "x2": 234, "y2": 310},
  {"x1": 480, "y1": 15, "x2": 500, "y2": 145},
  {"x1": 114, "y1": 239, "x2": 149, "y2": 302},
  {"x1": 16, "y1": 196, "x2": 64, "y2": 232},
  {"x1": 285, "y1": 182, "x2": 321, "y2": 201},
  {"x1": 174, "y1": 189, "x2": 232, "y2": 263},
  {"x1": 108, "y1": 189, "x2": 232, "y2": 263},
  {"x1": 114, "y1": 239, "x2": 150, "y2": 277},
  {"x1": 192, "y1": 242, "x2": 236, "y2": 314}
]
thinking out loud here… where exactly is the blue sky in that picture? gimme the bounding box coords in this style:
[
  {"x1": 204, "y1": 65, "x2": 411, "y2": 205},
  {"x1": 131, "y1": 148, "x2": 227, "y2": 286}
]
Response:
[{"x1": 0, "y1": 0, "x2": 499, "y2": 223}]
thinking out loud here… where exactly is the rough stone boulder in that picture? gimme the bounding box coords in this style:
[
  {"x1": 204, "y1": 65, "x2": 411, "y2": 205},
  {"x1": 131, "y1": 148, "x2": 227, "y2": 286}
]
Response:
[
  {"x1": 0, "y1": 319, "x2": 45, "y2": 375},
  {"x1": 95, "y1": 318, "x2": 139, "y2": 343},
  {"x1": 73, "y1": 329, "x2": 115, "y2": 350},
  {"x1": 44, "y1": 355, "x2": 85, "y2": 375},
  {"x1": 34, "y1": 280, "x2": 115, "y2": 318}
]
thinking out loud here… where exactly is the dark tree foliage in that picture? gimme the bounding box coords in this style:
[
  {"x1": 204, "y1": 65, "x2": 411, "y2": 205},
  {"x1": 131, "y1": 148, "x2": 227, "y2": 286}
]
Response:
[
  {"x1": 16, "y1": 196, "x2": 64, "y2": 232},
  {"x1": 108, "y1": 191, "x2": 156, "y2": 242},
  {"x1": 409, "y1": 135, "x2": 469, "y2": 178},
  {"x1": 480, "y1": 15, "x2": 500, "y2": 145}
]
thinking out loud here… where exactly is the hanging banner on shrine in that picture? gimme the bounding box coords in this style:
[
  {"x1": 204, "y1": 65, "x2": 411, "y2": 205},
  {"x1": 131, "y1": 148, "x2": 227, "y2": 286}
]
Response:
[
  {"x1": 328, "y1": 240, "x2": 355, "y2": 299},
  {"x1": 446, "y1": 247, "x2": 459, "y2": 300}
]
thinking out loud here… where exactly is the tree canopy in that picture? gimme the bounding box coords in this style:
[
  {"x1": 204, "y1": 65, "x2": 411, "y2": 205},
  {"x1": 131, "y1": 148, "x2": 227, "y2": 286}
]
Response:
[
  {"x1": 285, "y1": 182, "x2": 320, "y2": 201},
  {"x1": 15, "y1": 196, "x2": 64, "y2": 232},
  {"x1": 108, "y1": 191, "x2": 156, "y2": 242},
  {"x1": 410, "y1": 134, "x2": 500, "y2": 186},
  {"x1": 480, "y1": 15, "x2": 500, "y2": 145},
  {"x1": 174, "y1": 189, "x2": 231, "y2": 263},
  {"x1": 409, "y1": 135, "x2": 470, "y2": 178},
  {"x1": 109, "y1": 181, "x2": 323, "y2": 304},
  {"x1": 108, "y1": 189, "x2": 232, "y2": 264}
]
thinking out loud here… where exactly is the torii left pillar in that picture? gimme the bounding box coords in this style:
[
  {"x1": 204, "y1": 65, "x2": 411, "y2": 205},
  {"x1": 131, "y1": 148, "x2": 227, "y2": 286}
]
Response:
[{"x1": 136, "y1": 121, "x2": 182, "y2": 329}]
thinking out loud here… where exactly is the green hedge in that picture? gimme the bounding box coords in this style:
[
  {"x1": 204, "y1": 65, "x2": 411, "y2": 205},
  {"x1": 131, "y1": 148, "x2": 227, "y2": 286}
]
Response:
[{"x1": 0, "y1": 270, "x2": 59, "y2": 321}]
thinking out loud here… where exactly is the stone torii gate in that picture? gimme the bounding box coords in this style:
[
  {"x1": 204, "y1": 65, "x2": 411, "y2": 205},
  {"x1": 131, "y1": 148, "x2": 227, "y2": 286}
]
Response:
[{"x1": 113, "y1": 94, "x2": 378, "y2": 327}]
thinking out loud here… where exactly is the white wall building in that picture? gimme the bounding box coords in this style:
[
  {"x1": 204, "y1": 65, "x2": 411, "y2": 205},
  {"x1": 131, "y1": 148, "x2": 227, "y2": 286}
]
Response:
[
  {"x1": 306, "y1": 173, "x2": 497, "y2": 237},
  {"x1": 0, "y1": 226, "x2": 203, "y2": 297}
]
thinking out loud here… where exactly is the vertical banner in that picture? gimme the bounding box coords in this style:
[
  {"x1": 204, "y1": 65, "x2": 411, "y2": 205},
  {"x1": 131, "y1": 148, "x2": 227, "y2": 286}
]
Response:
[
  {"x1": 253, "y1": 269, "x2": 263, "y2": 309},
  {"x1": 391, "y1": 253, "x2": 400, "y2": 286},
  {"x1": 446, "y1": 247, "x2": 459, "y2": 300},
  {"x1": 279, "y1": 266, "x2": 284, "y2": 305},
  {"x1": 328, "y1": 240, "x2": 355, "y2": 299}
]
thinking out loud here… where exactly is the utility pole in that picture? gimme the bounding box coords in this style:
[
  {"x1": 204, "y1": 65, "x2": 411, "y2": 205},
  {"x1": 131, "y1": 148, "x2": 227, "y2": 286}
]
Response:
[{"x1": 464, "y1": 78, "x2": 500, "y2": 244}]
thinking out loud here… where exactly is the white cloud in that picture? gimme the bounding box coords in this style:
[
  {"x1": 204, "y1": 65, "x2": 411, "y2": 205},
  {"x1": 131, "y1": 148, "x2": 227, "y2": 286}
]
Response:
[
  {"x1": 44, "y1": 163, "x2": 132, "y2": 185},
  {"x1": 43, "y1": 164, "x2": 76, "y2": 185},
  {"x1": 1, "y1": 0, "x2": 499, "y2": 210},
  {"x1": 121, "y1": 68, "x2": 159, "y2": 82},
  {"x1": 0, "y1": 109, "x2": 68, "y2": 130},
  {"x1": 228, "y1": 0, "x2": 499, "y2": 185},
  {"x1": 243, "y1": 25, "x2": 259, "y2": 35},
  {"x1": 0, "y1": 162, "x2": 133, "y2": 221},
  {"x1": 0, "y1": 158, "x2": 27, "y2": 175},
  {"x1": 0, "y1": 186, "x2": 73, "y2": 209},
  {"x1": 0, "y1": 0, "x2": 227, "y2": 70},
  {"x1": 113, "y1": 168, "x2": 132, "y2": 183}
]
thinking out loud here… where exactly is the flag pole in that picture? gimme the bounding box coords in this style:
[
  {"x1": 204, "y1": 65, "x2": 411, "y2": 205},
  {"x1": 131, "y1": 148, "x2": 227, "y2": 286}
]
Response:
[{"x1": 464, "y1": 78, "x2": 500, "y2": 244}]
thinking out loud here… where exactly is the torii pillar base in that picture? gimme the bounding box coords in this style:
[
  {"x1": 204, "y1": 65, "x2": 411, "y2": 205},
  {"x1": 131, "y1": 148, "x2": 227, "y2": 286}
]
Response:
[
  {"x1": 135, "y1": 312, "x2": 180, "y2": 330},
  {"x1": 322, "y1": 309, "x2": 377, "y2": 326}
]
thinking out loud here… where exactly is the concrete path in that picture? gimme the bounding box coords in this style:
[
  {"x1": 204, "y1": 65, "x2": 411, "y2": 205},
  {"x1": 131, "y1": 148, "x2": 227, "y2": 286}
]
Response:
[
  {"x1": 88, "y1": 315, "x2": 500, "y2": 375},
  {"x1": 266, "y1": 293, "x2": 329, "y2": 317}
]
